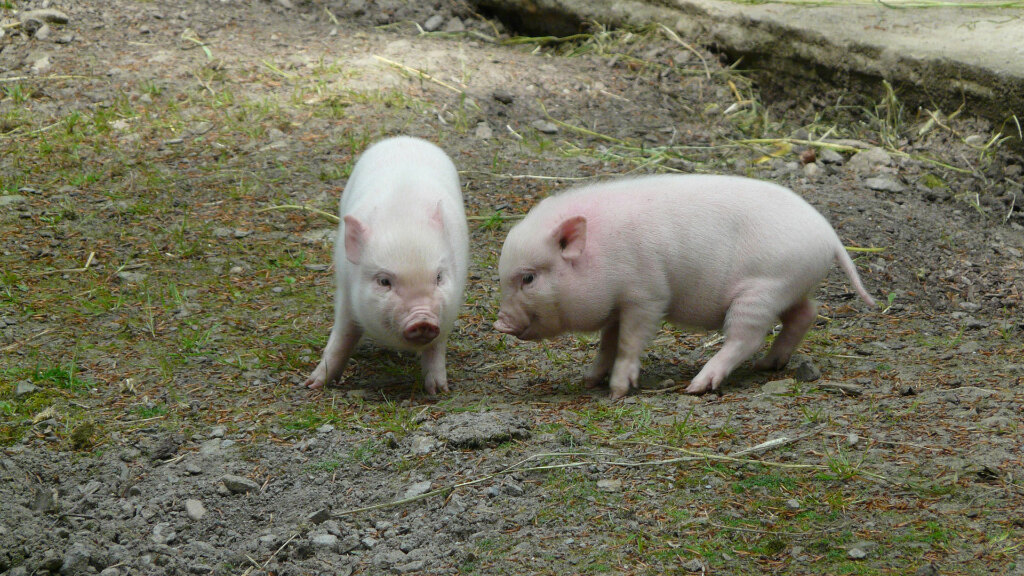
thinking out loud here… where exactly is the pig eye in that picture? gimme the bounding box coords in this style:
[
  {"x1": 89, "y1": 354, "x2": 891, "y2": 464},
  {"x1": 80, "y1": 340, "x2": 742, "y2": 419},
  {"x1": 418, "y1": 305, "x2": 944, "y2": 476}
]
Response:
[
  {"x1": 436, "y1": 272, "x2": 443, "y2": 285},
  {"x1": 522, "y1": 273, "x2": 535, "y2": 286},
  {"x1": 377, "y1": 277, "x2": 392, "y2": 289}
]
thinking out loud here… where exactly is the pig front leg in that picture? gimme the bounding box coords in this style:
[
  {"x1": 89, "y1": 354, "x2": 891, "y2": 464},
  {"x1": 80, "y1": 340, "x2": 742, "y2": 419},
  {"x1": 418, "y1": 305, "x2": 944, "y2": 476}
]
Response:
[
  {"x1": 420, "y1": 336, "x2": 450, "y2": 395},
  {"x1": 607, "y1": 305, "x2": 662, "y2": 400},
  {"x1": 584, "y1": 321, "x2": 619, "y2": 388},
  {"x1": 305, "y1": 316, "x2": 363, "y2": 390}
]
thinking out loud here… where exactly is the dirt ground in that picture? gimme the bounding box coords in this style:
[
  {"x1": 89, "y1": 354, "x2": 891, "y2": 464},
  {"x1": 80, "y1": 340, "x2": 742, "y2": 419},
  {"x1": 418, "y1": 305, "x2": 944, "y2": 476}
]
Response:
[{"x1": 1, "y1": 0, "x2": 1023, "y2": 575}]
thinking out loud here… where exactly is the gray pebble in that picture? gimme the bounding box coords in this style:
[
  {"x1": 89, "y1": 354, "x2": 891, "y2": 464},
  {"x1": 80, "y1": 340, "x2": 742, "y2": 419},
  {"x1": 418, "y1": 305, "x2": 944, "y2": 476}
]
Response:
[
  {"x1": 531, "y1": 120, "x2": 559, "y2": 134},
  {"x1": 474, "y1": 122, "x2": 493, "y2": 140},
  {"x1": 0, "y1": 195, "x2": 28, "y2": 207},
  {"x1": 403, "y1": 480, "x2": 433, "y2": 499},
  {"x1": 185, "y1": 498, "x2": 206, "y2": 521},
  {"x1": 117, "y1": 271, "x2": 147, "y2": 284},
  {"x1": 410, "y1": 436, "x2": 435, "y2": 455},
  {"x1": 864, "y1": 176, "x2": 906, "y2": 193},
  {"x1": 493, "y1": 90, "x2": 514, "y2": 104},
  {"x1": 847, "y1": 147, "x2": 892, "y2": 174},
  {"x1": 785, "y1": 498, "x2": 801, "y2": 510},
  {"x1": 60, "y1": 542, "x2": 92, "y2": 575},
  {"x1": 761, "y1": 378, "x2": 793, "y2": 395},
  {"x1": 848, "y1": 547, "x2": 867, "y2": 559},
  {"x1": 423, "y1": 14, "x2": 444, "y2": 32},
  {"x1": 15, "y1": 381, "x2": 37, "y2": 396},
  {"x1": 682, "y1": 558, "x2": 705, "y2": 572},
  {"x1": 818, "y1": 148, "x2": 844, "y2": 164},
  {"x1": 312, "y1": 533, "x2": 339, "y2": 550},
  {"x1": 221, "y1": 474, "x2": 260, "y2": 494},
  {"x1": 792, "y1": 355, "x2": 821, "y2": 382}
]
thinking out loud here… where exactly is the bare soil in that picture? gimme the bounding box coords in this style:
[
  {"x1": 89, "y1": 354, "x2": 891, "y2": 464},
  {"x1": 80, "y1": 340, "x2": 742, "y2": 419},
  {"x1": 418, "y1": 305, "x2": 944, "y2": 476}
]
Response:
[{"x1": 1, "y1": 1, "x2": 1022, "y2": 575}]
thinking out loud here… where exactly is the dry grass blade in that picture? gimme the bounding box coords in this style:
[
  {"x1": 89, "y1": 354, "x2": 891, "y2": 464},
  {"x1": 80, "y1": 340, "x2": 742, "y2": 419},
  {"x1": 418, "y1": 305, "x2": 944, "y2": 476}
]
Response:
[
  {"x1": 256, "y1": 204, "x2": 340, "y2": 223},
  {"x1": 657, "y1": 24, "x2": 710, "y2": 79}
]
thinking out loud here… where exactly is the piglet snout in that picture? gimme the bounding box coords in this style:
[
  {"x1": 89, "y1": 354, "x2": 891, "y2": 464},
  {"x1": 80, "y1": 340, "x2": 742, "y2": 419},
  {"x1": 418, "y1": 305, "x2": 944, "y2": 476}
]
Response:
[
  {"x1": 494, "y1": 313, "x2": 516, "y2": 335},
  {"x1": 404, "y1": 320, "x2": 440, "y2": 345}
]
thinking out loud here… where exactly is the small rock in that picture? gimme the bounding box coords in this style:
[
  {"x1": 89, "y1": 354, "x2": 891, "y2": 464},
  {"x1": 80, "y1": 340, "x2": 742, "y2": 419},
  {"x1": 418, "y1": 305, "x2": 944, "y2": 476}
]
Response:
[
  {"x1": 403, "y1": 480, "x2": 433, "y2": 499},
  {"x1": 846, "y1": 147, "x2": 892, "y2": 174},
  {"x1": 185, "y1": 462, "x2": 202, "y2": 475},
  {"x1": 151, "y1": 522, "x2": 177, "y2": 545},
  {"x1": 847, "y1": 547, "x2": 867, "y2": 559},
  {"x1": 99, "y1": 568, "x2": 121, "y2": 576},
  {"x1": 410, "y1": 436, "x2": 435, "y2": 455},
  {"x1": 434, "y1": 411, "x2": 532, "y2": 448},
  {"x1": 317, "y1": 423, "x2": 335, "y2": 434},
  {"x1": 785, "y1": 498, "x2": 800, "y2": 510},
  {"x1": 682, "y1": 558, "x2": 705, "y2": 572},
  {"x1": 864, "y1": 176, "x2": 907, "y2": 193},
  {"x1": 221, "y1": 474, "x2": 260, "y2": 494},
  {"x1": 791, "y1": 355, "x2": 821, "y2": 382},
  {"x1": 423, "y1": 14, "x2": 444, "y2": 32},
  {"x1": 307, "y1": 508, "x2": 331, "y2": 524},
  {"x1": 229, "y1": 266, "x2": 244, "y2": 275},
  {"x1": 60, "y1": 542, "x2": 92, "y2": 575},
  {"x1": 485, "y1": 485, "x2": 500, "y2": 498},
  {"x1": 501, "y1": 481, "x2": 525, "y2": 496},
  {"x1": 31, "y1": 487, "x2": 57, "y2": 513},
  {"x1": 761, "y1": 378, "x2": 794, "y2": 395},
  {"x1": 900, "y1": 385, "x2": 916, "y2": 396},
  {"x1": 185, "y1": 499, "x2": 206, "y2": 521},
  {"x1": 531, "y1": 120, "x2": 559, "y2": 134},
  {"x1": 846, "y1": 433, "x2": 860, "y2": 446},
  {"x1": 443, "y1": 18, "x2": 465, "y2": 33},
  {"x1": 802, "y1": 162, "x2": 821, "y2": 178},
  {"x1": 914, "y1": 563, "x2": 939, "y2": 576},
  {"x1": 31, "y1": 55, "x2": 51, "y2": 74},
  {"x1": 0, "y1": 195, "x2": 28, "y2": 207},
  {"x1": 210, "y1": 425, "x2": 227, "y2": 438},
  {"x1": 15, "y1": 381, "x2": 37, "y2": 396},
  {"x1": 818, "y1": 148, "x2": 844, "y2": 164},
  {"x1": 474, "y1": 122, "x2": 493, "y2": 140},
  {"x1": 493, "y1": 90, "x2": 514, "y2": 105},
  {"x1": 311, "y1": 533, "x2": 339, "y2": 551},
  {"x1": 34, "y1": 24, "x2": 52, "y2": 41},
  {"x1": 597, "y1": 479, "x2": 621, "y2": 492},
  {"x1": 117, "y1": 271, "x2": 147, "y2": 284},
  {"x1": 21, "y1": 8, "x2": 71, "y2": 24}
]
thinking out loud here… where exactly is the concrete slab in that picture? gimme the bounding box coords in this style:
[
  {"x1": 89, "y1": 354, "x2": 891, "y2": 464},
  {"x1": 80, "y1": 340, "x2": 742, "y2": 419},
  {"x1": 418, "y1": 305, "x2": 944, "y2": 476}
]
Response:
[{"x1": 472, "y1": 0, "x2": 1024, "y2": 143}]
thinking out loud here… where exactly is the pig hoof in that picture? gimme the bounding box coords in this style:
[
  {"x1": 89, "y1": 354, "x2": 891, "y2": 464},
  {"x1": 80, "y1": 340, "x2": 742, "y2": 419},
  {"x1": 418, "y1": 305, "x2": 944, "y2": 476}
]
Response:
[{"x1": 754, "y1": 356, "x2": 788, "y2": 371}]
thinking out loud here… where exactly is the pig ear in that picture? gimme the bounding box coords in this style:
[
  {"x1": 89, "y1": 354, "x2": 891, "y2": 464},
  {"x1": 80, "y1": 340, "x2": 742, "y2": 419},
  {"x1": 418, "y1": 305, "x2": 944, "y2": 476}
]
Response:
[
  {"x1": 429, "y1": 200, "x2": 445, "y2": 231},
  {"x1": 552, "y1": 215, "x2": 586, "y2": 260},
  {"x1": 343, "y1": 215, "x2": 369, "y2": 264}
]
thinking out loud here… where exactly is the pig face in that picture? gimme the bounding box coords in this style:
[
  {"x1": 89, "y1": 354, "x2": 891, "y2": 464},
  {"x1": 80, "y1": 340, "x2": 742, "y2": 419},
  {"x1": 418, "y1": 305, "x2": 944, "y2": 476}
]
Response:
[
  {"x1": 344, "y1": 213, "x2": 457, "y2": 351},
  {"x1": 495, "y1": 215, "x2": 586, "y2": 340}
]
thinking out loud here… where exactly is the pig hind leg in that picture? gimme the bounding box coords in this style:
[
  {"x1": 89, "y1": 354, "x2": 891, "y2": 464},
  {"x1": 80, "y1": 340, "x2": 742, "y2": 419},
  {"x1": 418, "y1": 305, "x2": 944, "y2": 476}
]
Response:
[
  {"x1": 754, "y1": 298, "x2": 817, "y2": 371},
  {"x1": 685, "y1": 294, "x2": 777, "y2": 395},
  {"x1": 420, "y1": 336, "x2": 450, "y2": 395},
  {"x1": 584, "y1": 321, "x2": 620, "y2": 388}
]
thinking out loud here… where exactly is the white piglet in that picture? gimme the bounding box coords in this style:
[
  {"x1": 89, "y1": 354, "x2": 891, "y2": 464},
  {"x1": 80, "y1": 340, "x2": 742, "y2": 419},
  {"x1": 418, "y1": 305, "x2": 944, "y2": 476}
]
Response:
[
  {"x1": 305, "y1": 136, "x2": 469, "y2": 394},
  {"x1": 494, "y1": 174, "x2": 875, "y2": 399}
]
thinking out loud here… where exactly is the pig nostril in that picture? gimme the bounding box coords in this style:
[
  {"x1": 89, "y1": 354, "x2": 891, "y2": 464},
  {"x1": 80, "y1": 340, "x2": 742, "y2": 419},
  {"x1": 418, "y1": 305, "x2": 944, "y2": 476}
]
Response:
[{"x1": 404, "y1": 322, "x2": 439, "y2": 343}]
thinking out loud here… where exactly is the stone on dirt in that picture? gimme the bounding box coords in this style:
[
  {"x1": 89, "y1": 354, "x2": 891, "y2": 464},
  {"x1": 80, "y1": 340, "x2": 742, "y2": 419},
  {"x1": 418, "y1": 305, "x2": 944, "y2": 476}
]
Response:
[
  {"x1": 864, "y1": 176, "x2": 907, "y2": 193},
  {"x1": 846, "y1": 147, "x2": 892, "y2": 175},
  {"x1": 221, "y1": 474, "x2": 260, "y2": 494},
  {"x1": 435, "y1": 411, "x2": 532, "y2": 448},
  {"x1": 761, "y1": 378, "x2": 794, "y2": 395},
  {"x1": 403, "y1": 480, "x2": 433, "y2": 499},
  {"x1": 791, "y1": 355, "x2": 821, "y2": 382},
  {"x1": 185, "y1": 498, "x2": 207, "y2": 521}
]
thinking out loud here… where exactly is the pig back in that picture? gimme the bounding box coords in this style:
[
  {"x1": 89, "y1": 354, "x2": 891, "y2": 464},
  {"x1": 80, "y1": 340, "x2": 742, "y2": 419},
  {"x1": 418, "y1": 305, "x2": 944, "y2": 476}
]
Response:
[{"x1": 553, "y1": 175, "x2": 841, "y2": 328}]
